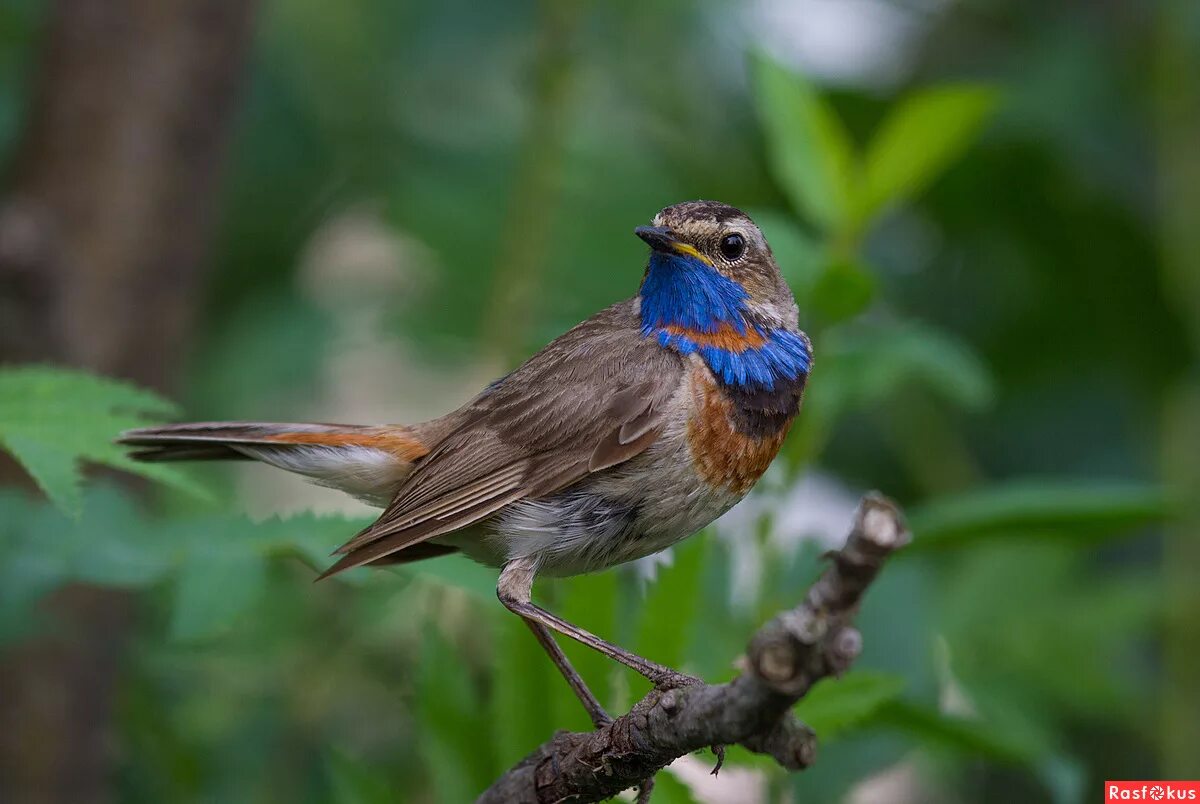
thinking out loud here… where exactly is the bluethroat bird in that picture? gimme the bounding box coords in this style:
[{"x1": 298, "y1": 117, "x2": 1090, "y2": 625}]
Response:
[{"x1": 120, "y1": 200, "x2": 812, "y2": 724}]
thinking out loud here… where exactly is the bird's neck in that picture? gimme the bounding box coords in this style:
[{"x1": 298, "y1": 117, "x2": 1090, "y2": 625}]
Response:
[{"x1": 638, "y1": 253, "x2": 811, "y2": 391}]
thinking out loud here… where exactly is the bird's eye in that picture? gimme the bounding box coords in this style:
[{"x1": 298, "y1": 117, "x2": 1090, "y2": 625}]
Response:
[{"x1": 719, "y1": 233, "x2": 746, "y2": 261}]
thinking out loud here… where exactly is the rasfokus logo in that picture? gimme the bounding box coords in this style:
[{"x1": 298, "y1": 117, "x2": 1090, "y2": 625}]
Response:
[{"x1": 1106, "y1": 782, "x2": 1200, "y2": 802}]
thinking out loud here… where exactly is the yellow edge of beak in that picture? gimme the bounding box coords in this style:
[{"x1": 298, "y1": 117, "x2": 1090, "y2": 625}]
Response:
[{"x1": 669, "y1": 242, "x2": 711, "y2": 265}]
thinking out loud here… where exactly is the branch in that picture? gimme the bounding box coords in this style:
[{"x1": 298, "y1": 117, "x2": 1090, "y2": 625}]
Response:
[{"x1": 478, "y1": 492, "x2": 910, "y2": 804}]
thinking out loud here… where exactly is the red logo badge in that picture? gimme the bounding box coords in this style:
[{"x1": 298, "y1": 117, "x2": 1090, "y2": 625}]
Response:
[{"x1": 1106, "y1": 782, "x2": 1200, "y2": 802}]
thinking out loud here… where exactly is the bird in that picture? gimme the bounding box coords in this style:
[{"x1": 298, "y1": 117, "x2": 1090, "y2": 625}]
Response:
[{"x1": 119, "y1": 200, "x2": 812, "y2": 725}]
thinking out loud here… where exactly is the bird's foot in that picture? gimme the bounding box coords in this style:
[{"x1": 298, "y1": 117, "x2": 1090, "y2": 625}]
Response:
[{"x1": 710, "y1": 744, "x2": 726, "y2": 775}]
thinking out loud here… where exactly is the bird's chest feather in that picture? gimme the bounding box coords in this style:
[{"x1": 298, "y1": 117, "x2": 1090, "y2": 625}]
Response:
[{"x1": 685, "y1": 363, "x2": 796, "y2": 494}]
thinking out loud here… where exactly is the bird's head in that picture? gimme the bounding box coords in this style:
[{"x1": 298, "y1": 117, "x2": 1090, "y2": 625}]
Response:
[
  {"x1": 636, "y1": 201, "x2": 810, "y2": 390},
  {"x1": 635, "y1": 201, "x2": 797, "y2": 336}
]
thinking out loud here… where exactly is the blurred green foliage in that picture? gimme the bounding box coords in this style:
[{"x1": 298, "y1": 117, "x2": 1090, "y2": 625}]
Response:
[{"x1": 2, "y1": 1, "x2": 1197, "y2": 802}]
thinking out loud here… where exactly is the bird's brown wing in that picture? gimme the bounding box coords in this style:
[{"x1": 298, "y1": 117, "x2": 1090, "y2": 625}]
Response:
[{"x1": 318, "y1": 301, "x2": 686, "y2": 578}]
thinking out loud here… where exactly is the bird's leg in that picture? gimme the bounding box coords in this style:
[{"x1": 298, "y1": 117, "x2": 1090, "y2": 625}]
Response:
[
  {"x1": 498, "y1": 558, "x2": 701, "y2": 690},
  {"x1": 522, "y1": 619, "x2": 612, "y2": 728},
  {"x1": 495, "y1": 559, "x2": 610, "y2": 726}
]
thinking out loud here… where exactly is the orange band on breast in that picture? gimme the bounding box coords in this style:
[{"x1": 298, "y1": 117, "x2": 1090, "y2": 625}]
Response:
[{"x1": 662, "y1": 322, "x2": 767, "y2": 353}]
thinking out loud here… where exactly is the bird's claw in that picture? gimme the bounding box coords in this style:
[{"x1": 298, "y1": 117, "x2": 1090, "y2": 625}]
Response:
[{"x1": 710, "y1": 744, "x2": 726, "y2": 775}]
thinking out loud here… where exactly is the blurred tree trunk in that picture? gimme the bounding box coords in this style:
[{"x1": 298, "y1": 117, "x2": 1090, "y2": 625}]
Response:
[{"x1": 0, "y1": 1, "x2": 258, "y2": 801}]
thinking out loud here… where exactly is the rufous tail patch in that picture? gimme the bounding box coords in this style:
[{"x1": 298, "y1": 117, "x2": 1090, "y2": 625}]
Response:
[{"x1": 266, "y1": 429, "x2": 428, "y2": 462}]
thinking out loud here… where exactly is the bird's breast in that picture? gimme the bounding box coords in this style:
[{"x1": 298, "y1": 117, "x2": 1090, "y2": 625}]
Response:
[{"x1": 685, "y1": 364, "x2": 794, "y2": 494}]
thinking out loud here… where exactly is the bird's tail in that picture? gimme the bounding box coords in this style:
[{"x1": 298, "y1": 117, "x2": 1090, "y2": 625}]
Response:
[{"x1": 118, "y1": 421, "x2": 428, "y2": 507}]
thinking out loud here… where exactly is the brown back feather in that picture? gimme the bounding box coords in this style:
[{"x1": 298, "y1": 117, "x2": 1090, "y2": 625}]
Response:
[{"x1": 320, "y1": 300, "x2": 684, "y2": 578}]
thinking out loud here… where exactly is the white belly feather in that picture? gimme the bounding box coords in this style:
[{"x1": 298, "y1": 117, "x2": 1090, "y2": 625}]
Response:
[{"x1": 465, "y1": 401, "x2": 742, "y2": 576}]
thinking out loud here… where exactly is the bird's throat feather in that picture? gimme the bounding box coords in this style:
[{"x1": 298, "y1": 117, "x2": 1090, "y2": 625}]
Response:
[{"x1": 639, "y1": 252, "x2": 811, "y2": 392}]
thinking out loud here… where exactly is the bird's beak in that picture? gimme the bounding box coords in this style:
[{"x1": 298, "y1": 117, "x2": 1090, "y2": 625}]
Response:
[
  {"x1": 635, "y1": 226, "x2": 679, "y2": 253},
  {"x1": 635, "y1": 226, "x2": 709, "y2": 263}
]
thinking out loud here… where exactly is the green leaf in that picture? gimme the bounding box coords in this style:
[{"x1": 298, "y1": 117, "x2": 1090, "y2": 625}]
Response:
[
  {"x1": 751, "y1": 53, "x2": 856, "y2": 232},
  {"x1": 906, "y1": 480, "x2": 1173, "y2": 551},
  {"x1": 0, "y1": 365, "x2": 207, "y2": 515},
  {"x1": 0, "y1": 485, "x2": 179, "y2": 641},
  {"x1": 794, "y1": 670, "x2": 906, "y2": 740},
  {"x1": 0, "y1": 485, "x2": 379, "y2": 644},
  {"x1": 0, "y1": 490, "x2": 76, "y2": 640},
  {"x1": 856, "y1": 84, "x2": 998, "y2": 224},
  {"x1": 0, "y1": 435, "x2": 83, "y2": 514}
]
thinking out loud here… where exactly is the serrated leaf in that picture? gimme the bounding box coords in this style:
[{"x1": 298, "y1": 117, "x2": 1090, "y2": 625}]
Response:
[
  {"x1": 794, "y1": 670, "x2": 906, "y2": 740},
  {"x1": 0, "y1": 366, "x2": 177, "y2": 423},
  {"x1": 0, "y1": 365, "x2": 206, "y2": 515},
  {"x1": 0, "y1": 434, "x2": 83, "y2": 514},
  {"x1": 856, "y1": 84, "x2": 998, "y2": 224},
  {"x1": 0, "y1": 485, "x2": 179, "y2": 643},
  {"x1": 97, "y1": 452, "x2": 211, "y2": 503},
  {"x1": 0, "y1": 490, "x2": 73, "y2": 641},
  {"x1": 0, "y1": 482, "x2": 503, "y2": 645},
  {"x1": 751, "y1": 53, "x2": 856, "y2": 232},
  {"x1": 906, "y1": 481, "x2": 1173, "y2": 551}
]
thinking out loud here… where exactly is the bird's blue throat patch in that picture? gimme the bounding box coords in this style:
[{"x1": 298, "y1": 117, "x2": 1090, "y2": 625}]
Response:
[
  {"x1": 639, "y1": 252, "x2": 811, "y2": 390},
  {"x1": 639, "y1": 252, "x2": 750, "y2": 334}
]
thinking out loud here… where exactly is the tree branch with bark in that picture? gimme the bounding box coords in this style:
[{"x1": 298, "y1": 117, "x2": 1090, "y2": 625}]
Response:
[{"x1": 478, "y1": 492, "x2": 909, "y2": 804}]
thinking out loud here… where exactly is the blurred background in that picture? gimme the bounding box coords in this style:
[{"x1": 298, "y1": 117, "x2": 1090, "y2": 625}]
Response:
[{"x1": 0, "y1": 0, "x2": 1197, "y2": 802}]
